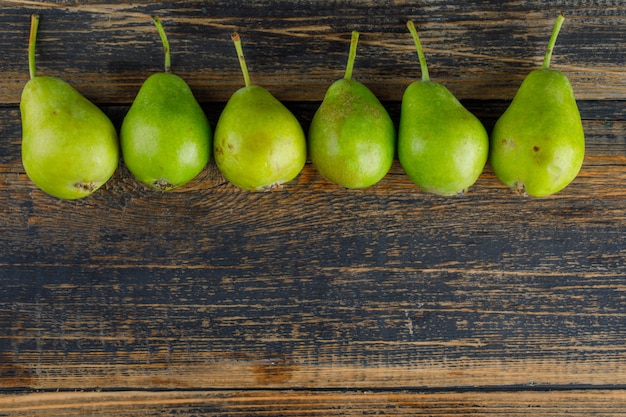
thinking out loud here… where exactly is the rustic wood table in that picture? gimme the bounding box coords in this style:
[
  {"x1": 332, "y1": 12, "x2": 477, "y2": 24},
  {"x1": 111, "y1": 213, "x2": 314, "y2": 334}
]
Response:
[{"x1": 1, "y1": 1, "x2": 625, "y2": 415}]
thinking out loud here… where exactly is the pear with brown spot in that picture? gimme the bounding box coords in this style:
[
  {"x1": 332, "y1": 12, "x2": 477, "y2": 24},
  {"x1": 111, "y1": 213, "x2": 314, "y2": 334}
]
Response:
[
  {"x1": 21, "y1": 14, "x2": 119, "y2": 199},
  {"x1": 490, "y1": 15, "x2": 585, "y2": 197},
  {"x1": 214, "y1": 33, "x2": 306, "y2": 191}
]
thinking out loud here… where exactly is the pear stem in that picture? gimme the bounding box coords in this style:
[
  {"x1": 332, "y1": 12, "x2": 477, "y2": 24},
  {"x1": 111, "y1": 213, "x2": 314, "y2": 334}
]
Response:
[
  {"x1": 28, "y1": 14, "x2": 40, "y2": 80},
  {"x1": 152, "y1": 16, "x2": 171, "y2": 73},
  {"x1": 542, "y1": 14, "x2": 565, "y2": 70},
  {"x1": 232, "y1": 33, "x2": 251, "y2": 87},
  {"x1": 343, "y1": 30, "x2": 359, "y2": 80},
  {"x1": 406, "y1": 20, "x2": 430, "y2": 82}
]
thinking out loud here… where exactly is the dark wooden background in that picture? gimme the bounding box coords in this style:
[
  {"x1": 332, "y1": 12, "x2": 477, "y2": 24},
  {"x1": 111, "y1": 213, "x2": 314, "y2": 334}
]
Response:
[{"x1": 1, "y1": 0, "x2": 625, "y2": 415}]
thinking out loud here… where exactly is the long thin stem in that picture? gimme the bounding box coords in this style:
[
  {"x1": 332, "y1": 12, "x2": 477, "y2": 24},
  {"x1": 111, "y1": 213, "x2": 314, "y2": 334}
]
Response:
[
  {"x1": 542, "y1": 14, "x2": 565, "y2": 70},
  {"x1": 152, "y1": 16, "x2": 171, "y2": 73},
  {"x1": 232, "y1": 32, "x2": 251, "y2": 87},
  {"x1": 28, "y1": 14, "x2": 40, "y2": 79},
  {"x1": 406, "y1": 20, "x2": 429, "y2": 82},
  {"x1": 344, "y1": 30, "x2": 359, "y2": 80}
]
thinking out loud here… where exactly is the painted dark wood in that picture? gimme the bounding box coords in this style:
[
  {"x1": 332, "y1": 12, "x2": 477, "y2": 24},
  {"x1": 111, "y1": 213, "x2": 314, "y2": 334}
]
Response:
[
  {"x1": 0, "y1": 0, "x2": 625, "y2": 105},
  {"x1": 1, "y1": 0, "x2": 625, "y2": 415}
]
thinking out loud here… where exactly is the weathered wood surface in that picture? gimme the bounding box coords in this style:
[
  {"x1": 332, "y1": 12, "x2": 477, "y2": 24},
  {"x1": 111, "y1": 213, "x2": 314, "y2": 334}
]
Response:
[
  {"x1": 1, "y1": 0, "x2": 626, "y2": 415},
  {"x1": 0, "y1": 0, "x2": 625, "y2": 104},
  {"x1": 3, "y1": 391, "x2": 626, "y2": 416}
]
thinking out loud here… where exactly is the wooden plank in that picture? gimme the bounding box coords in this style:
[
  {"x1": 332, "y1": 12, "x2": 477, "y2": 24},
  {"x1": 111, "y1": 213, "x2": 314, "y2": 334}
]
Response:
[
  {"x1": 0, "y1": 0, "x2": 624, "y2": 104},
  {"x1": 2, "y1": 105, "x2": 626, "y2": 391},
  {"x1": 1, "y1": 91, "x2": 626, "y2": 390},
  {"x1": 1, "y1": 0, "x2": 626, "y2": 409},
  {"x1": 2, "y1": 262, "x2": 626, "y2": 390},
  {"x1": 2, "y1": 99, "x2": 625, "y2": 160},
  {"x1": 2, "y1": 100, "x2": 625, "y2": 194},
  {"x1": 1, "y1": 390, "x2": 626, "y2": 416}
]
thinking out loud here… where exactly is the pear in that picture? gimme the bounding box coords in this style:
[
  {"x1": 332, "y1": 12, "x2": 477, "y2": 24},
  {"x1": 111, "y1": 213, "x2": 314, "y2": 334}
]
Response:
[
  {"x1": 398, "y1": 21, "x2": 489, "y2": 196},
  {"x1": 21, "y1": 14, "x2": 119, "y2": 200},
  {"x1": 490, "y1": 15, "x2": 584, "y2": 197},
  {"x1": 120, "y1": 16, "x2": 211, "y2": 191},
  {"x1": 213, "y1": 33, "x2": 306, "y2": 191},
  {"x1": 308, "y1": 31, "x2": 395, "y2": 189}
]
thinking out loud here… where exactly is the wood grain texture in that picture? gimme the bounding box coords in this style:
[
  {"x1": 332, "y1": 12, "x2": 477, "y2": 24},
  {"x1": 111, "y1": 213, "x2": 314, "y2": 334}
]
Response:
[
  {"x1": 0, "y1": 0, "x2": 624, "y2": 104},
  {"x1": 1, "y1": 0, "x2": 626, "y2": 415},
  {"x1": 2, "y1": 390, "x2": 626, "y2": 416},
  {"x1": 2, "y1": 100, "x2": 626, "y2": 394}
]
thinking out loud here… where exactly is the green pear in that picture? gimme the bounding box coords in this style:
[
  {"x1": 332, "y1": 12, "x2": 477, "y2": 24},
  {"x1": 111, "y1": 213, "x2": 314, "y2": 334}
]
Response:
[
  {"x1": 21, "y1": 14, "x2": 119, "y2": 200},
  {"x1": 213, "y1": 33, "x2": 306, "y2": 191},
  {"x1": 490, "y1": 15, "x2": 584, "y2": 197},
  {"x1": 308, "y1": 31, "x2": 395, "y2": 189},
  {"x1": 398, "y1": 21, "x2": 489, "y2": 196},
  {"x1": 120, "y1": 16, "x2": 211, "y2": 191}
]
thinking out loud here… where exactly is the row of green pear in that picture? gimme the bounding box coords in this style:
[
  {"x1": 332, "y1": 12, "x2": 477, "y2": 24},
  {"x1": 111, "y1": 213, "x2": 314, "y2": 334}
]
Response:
[{"x1": 21, "y1": 14, "x2": 584, "y2": 200}]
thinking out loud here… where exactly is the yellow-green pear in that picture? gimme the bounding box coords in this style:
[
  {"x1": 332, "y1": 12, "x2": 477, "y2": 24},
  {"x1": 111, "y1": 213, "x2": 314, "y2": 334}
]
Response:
[
  {"x1": 213, "y1": 33, "x2": 306, "y2": 191},
  {"x1": 490, "y1": 15, "x2": 584, "y2": 197},
  {"x1": 308, "y1": 31, "x2": 395, "y2": 189},
  {"x1": 398, "y1": 21, "x2": 489, "y2": 196},
  {"x1": 120, "y1": 16, "x2": 211, "y2": 191},
  {"x1": 21, "y1": 14, "x2": 119, "y2": 199}
]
